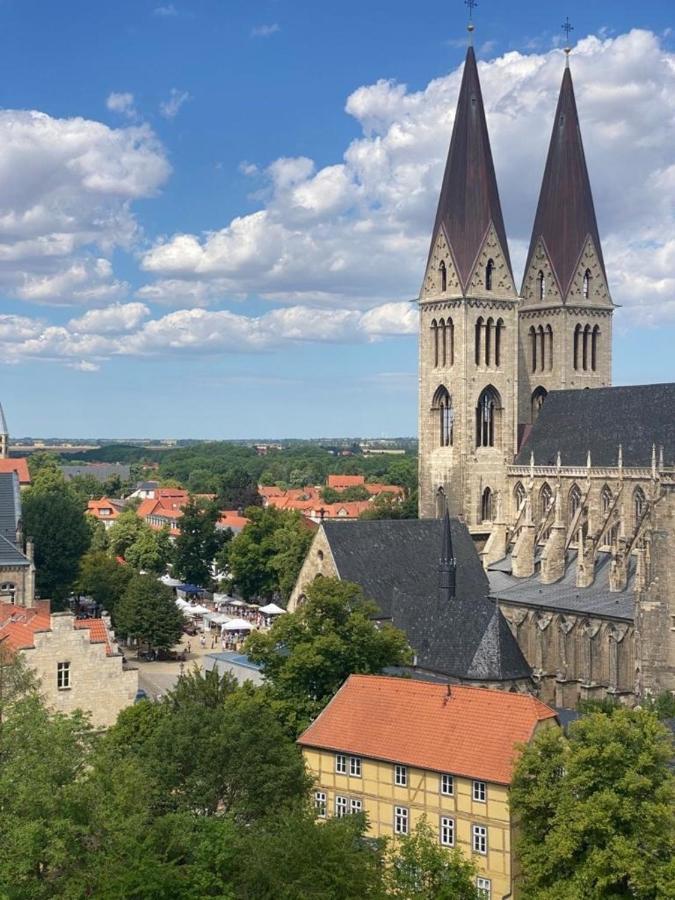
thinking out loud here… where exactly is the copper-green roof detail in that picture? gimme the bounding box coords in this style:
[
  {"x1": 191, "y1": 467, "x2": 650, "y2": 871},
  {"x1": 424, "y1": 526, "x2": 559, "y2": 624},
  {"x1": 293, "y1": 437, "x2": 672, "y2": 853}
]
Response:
[
  {"x1": 427, "y1": 46, "x2": 513, "y2": 292},
  {"x1": 523, "y1": 66, "x2": 607, "y2": 298}
]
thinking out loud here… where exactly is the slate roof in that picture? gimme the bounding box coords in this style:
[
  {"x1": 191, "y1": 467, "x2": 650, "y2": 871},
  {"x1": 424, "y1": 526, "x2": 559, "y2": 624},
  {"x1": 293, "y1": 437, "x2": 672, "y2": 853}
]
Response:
[
  {"x1": 322, "y1": 518, "x2": 531, "y2": 682},
  {"x1": 0, "y1": 473, "x2": 28, "y2": 567},
  {"x1": 515, "y1": 384, "x2": 675, "y2": 467},
  {"x1": 61, "y1": 463, "x2": 131, "y2": 482},
  {"x1": 298, "y1": 675, "x2": 557, "y2": 785},
  {"x1": 427, "y1": 45, "x2": 513, "y2": 291},
  {"x1": 488, "y1": 551, "x2": 635, "y2": 621},
  {"x1": 523, "y1": 65, "x2": 607, "y2": 297}
]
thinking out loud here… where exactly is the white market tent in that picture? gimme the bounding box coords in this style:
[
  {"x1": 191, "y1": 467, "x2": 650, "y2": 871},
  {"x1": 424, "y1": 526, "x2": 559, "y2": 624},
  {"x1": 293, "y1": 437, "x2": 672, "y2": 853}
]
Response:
[
  {"x1": 223, "y1": 618, "x2": 254, "y2": 631},
  {"x1": 259, "y1": 603, "x2": 286, "y2": 616},
  {"x1": 208, "y1": 612, "x2": 230, "y2": 625},
  {"x1": 189, "y1": 604, "x2": 211, "y2": 616},
  {"x1": 160, "y1": 574, "x2": 183, "y2": 587}
]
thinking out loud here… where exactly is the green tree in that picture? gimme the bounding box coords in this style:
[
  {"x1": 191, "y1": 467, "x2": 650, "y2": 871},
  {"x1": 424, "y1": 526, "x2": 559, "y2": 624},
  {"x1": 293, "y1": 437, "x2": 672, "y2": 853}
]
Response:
[
  {"x1": 125, "y1": 526, "x2": 173, "y2": 574},
  {"x1": 245, "y1": 577, "x2": 411, "y2": 735},
  {"x1": 385, "y1": 818, "x2": 478, "y2": 899},
  {"x1": 173, "y1": 498, "x2": 223, "y2": 586},
  {"x1": 359, "y1": 492, "x2": 417, "y2": 520},
  {"x1": 114, "y1": 574, "x2": 184, "y2": 652},
  {"x1": 76, "y1": 551, "x2": 132, "y2": 615},
  {"x1": 107, "y1": 507, "x2": 147, "y2": 558},
  {"x1": 227, "y1": 506, "x2": 312, "y2": 601},
  {"x1": 22, "y1": 474, "x2": 91, "y2": 604},
  {"x1": 511, "y1": 709, "x2": 675, "y2": 899},
  {"x1": 216, "y1": 466, "x2": 261, "y2": 510}
]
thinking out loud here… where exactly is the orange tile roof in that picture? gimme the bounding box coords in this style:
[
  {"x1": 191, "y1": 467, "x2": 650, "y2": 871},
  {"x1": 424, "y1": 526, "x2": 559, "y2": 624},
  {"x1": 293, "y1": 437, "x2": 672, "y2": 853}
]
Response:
[
  {"x1": 74, "y1": 618, "x2": 113, "y2": 656},
  {"x1": 319, "y1": 500, "x2": 372, "y2": 519},
  {"x1": 218, "y1": 510, "x2": 250, "y2": 530},
  {"x1": 364, "y1": 483, "x2": 404, "y2": 496},
  {"x1": 0, "y1": 458, "x2": 31, "y2": 484},
  {"x1": 136, "y1": 498, "x2": 159, "y2": 518},
  {"x1": 0, "y1": 603, "x2": 115, "y2": 657},
  {"x1": 298, "y1": 675, "x2": 557, "y2": 785},
  {"x1": 87, "y1": 497, "x2": 120, "y2": 519},
  {"x1": 327, "y1": 474, "x2": 365, "y2": 489}
]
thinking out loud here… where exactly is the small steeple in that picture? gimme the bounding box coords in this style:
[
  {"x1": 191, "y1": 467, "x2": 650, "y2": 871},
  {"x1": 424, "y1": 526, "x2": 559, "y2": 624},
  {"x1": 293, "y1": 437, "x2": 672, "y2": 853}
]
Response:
[
  {"x1": 439, "y1": 510, "x2": 457, "y2": 603},
  {"x1": 522, "y1": 56, "x2": 608, "y2": 300},
  {"x1": 426, "y1": 42, "x2": 514, "y2": 293}
]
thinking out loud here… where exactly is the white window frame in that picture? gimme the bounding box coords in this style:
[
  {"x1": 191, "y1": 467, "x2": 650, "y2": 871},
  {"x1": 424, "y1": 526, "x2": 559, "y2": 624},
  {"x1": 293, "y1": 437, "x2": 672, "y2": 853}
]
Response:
[
  {"x1": 349, "y1": 756, "x2": 362, "y2": 777},
  {"x1": 335, "y1": 795, "x2": 348, "y2": 818},
  {"x1": 440, "y1": 816, "x2": 455, "y2": 847},
  {"x1": 476, "y1": 876, "x2": 491, "y2": 898},
  {"x1": 349, "y1": 798, "x2": 362, "y2": 814},
  {"x1": 472, "y1": 824, "x2": 488, "y2": 855},
  {"x1": 335, "y1": 753, "x2": 347, "y2": 774},
  {"x1": 57, "y1": 661, "x2": 71, "y2": 690},
  {"x1": 472, "y1": 780, "x2": 487, "y2": 802},
  {"x1": 314, "y1": 791, "x2": 326, "y2": 818},
  {"x1": 394, "y1": 764, "x2": 408, "y2": 787},
  {"x1": 440, "y1": 773, "x2": 454, "y2": 796},
  {"x1": 394, "y1": 805, "x2": 409, "y2": 835}
]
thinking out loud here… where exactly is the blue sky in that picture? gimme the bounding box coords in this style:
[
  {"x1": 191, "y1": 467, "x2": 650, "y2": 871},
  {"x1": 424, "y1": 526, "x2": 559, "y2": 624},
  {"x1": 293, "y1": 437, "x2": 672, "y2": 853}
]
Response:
[{"x1": 0, "y1": 0, "x2": 673, "y2": 439}]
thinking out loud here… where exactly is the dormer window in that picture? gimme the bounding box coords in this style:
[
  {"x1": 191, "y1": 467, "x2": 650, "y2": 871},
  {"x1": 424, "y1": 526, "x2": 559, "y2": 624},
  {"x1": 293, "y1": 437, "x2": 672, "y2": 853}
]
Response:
[
  {"x1": 485, "y1": 259, "x2": 494, "y2": 291},
  {"x1": 439, "y1": 260, "x2": 447, "y2": 293},
  {"x1": 583, "y1": 269, "x2": 591, "y2": 299}
]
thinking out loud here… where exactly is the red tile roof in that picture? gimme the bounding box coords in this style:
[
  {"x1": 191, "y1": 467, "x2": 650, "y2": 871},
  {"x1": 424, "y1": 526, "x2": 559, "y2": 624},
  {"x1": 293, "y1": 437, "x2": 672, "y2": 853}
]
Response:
[
  {"x1": 0, "y1": 603, "x2": 115, "y2": 657},
  {"x1": 218, "y1": 510, "x2": 250, "y2": 530},
  {"x1": 74, "y1": 618, "x2": 113, "y2": 655},
  {"x1": 0, "y1": 458, "x2": 31, "y2": 485},
  {"x1": 87, "y1": 497, "x2": 120, "y2": 520},
  {"x1": 319, "y1": 500, "x2": 372, "y2": 519},
  {"x1": 327, "y1": 474, "x2": 365, "y2": 489},
  {"x1": 298, "y1": 675, "x2": 557, "y2": 785}
]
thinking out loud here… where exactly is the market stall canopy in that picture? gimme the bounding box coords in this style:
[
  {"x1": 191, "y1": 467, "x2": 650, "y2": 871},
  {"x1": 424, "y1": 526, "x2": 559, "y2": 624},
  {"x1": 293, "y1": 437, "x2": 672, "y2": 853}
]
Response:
[
  {"x1": 178, "y1": 584, "x2": 203, "y2": 594},
  {"x1": 188, "y1": 604, "x2": 211, "y2": 615},
  {"x1": 223, "y1": 618, "x2": 254, "y2": 631},
  {"x1": 160, "y1": 575, "x2": 182, "y2": 587},
  {"x1": 259, "y1": 603, "x2": 286, "y2": 615}
]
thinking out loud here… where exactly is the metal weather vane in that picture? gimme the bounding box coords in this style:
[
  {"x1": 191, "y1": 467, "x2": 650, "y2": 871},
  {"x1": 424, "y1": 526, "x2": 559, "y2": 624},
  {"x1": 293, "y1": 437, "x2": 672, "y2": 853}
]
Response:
[
  {"x1": 562, "y1": 16, "x2": 574, "y2": 57},
  {"x1": 465, "y1": 0, "x2": 477, "y2": 40}
]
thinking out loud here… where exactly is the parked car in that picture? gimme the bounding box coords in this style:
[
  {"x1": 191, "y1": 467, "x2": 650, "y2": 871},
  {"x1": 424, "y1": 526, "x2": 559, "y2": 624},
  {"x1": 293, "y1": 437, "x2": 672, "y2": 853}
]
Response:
[{"x1": 134, "y1": 689, "x2": 149, "y2": 703}]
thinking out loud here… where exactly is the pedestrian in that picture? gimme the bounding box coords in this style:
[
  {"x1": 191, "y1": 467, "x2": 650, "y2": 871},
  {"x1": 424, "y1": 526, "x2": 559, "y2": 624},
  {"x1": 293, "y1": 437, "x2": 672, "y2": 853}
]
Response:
[
  {"x1": 200, "y1": 633, "x2": 206, "y2": 649},
  {"x1": 211, "y1": 636, "x2": 215, "y2": 649},
  {"x1": 187, "y1": 641, "x2": 191, "y2": 655}
]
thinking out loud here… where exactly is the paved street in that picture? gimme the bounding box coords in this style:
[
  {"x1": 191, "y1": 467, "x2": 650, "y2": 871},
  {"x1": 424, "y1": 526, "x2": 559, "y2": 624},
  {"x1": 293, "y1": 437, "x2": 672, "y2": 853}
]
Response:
[{"x1": 133, "y1": 633, "x2": 217, "y2": 699}]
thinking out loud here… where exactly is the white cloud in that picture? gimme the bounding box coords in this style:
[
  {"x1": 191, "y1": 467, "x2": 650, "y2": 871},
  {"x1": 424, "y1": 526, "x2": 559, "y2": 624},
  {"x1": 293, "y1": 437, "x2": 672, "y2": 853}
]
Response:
[
  {"x1": 139, "y1": 29, "x2": 675, "y2": 324},
  {"x1": 153, "y1": 4, "x2": 178, "y2": 16},
  {"x1": 67, "y1": 302, "x2": 150, "y2": 334},
  {"x1": 159, "y1": 89, "x2": 191, "y2": 120},
  {"x1": 251, "y1": 24, "x2": 280, "y2": 38},
  {"x1": 0, "y1": 110, "x2": 170, "y2": 304},
  {"x1": 106, "y1": 92, "x2": 137, "y2": 119}
]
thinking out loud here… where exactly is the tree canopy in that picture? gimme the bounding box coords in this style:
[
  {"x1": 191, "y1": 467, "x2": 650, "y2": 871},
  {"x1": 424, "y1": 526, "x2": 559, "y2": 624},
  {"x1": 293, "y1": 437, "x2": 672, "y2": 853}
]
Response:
[
  {"x1": 511, "y1": 707, "x2": 675, "y2": 899},
  {"x1": 76, "y1": 551, "x2": 132, "y2": 616},
  {"x1": 172, "y1": 498, "x2": 224, "y2": 586},
  {"x1": 114, "y1": 574, "x2": 184, "y2": 651},
  {"x1": 245, "y1": 576, "x2": 411, "y2": 736}
]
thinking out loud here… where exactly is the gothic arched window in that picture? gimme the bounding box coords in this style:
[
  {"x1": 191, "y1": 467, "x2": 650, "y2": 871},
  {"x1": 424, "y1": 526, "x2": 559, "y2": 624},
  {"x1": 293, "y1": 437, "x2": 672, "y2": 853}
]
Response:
[
  {"x1": 582, "y1": 324, "x2": 591, "y2": 371},
  {"x1": 439, "y1": 260, "x2": 447, "y2": 293},
  {"x1": 591, "y1": 325, "x2": 599, "y2": 372},
  {"x1": 431, "y1": 319, "x2": 439, "y2": 368},
  {"x1": 432, "y1": 386, "x2": 453, "y2": 448},
  {"x1": 583, "y1": 269, "x2": 591, "y2": 299},
  {"x1": 531, "y1": 386, "x2": 547, "y2": 423},
  {"x1": 539, "y1": 482, "x2": 553, "y2": 521},
  {"x1": 514, "y1": 481, "x2": 526, "y2": 513},
  {"x1": 495, "y1": 318, "x2": 504, "y2": 367},
  {"x1": 475, "y1": 386, "x2": 501, "y2": 448},
  {"x1": 485, "y1": 317, "x2": 494, "y2": 366},
  {"x1": 475, "y1": 317, "x2": 484, "y2": 366},
  {"x1": 569, "y1": 484, "x2": 582, "y2": 523},
  {"x1": 538, "y1": 325, "x2": 546, "y2": 372},
  {"x1": 446, "y1": 317, "x2": 454, "y2": 366},
  {"x1": 537, "y1": 270, "x2": 546, "y2": 300},
  {"x1": 439, "y1": 318, "x2": 447, "y2": 367},
  {"x1": 633, "y1": 486, "x2": 646, "y2": 525},
  {"x1": 530, "y1": 326, "x2": 537, "y2": 373},
  {"x1": 573, "y1": 324, "x2": 582, "y2": 370},
  {"x1": 485, "y1": 258, "x2": 495, "y2": 291},
  {"x1": 601, "y1": 485, "x2": 613, "y2": 515},
  {"x1": 481, "y1": 487, "x2": 493, "y2": 522},
  {"x1": 545, "y1": 324, "x2": 553, "y2": 371}
]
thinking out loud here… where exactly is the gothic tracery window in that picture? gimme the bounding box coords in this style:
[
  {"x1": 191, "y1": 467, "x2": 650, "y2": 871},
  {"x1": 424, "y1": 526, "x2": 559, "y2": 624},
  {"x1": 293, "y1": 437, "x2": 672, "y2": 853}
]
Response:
[
  {"x1": 431, "y1": 319, "x2": 439, "y2": 368},
  {"x1": 539, "y1": 483, "x2": 553, "y2": 521},
  {"x1": 475, "y1": 386, "x2": 501, "y2": 448},
  {"x1": 531, "y1": 386, "x2": 547, "y2": 423},
  {"x1": 439, "y1": 260, "x2": 447, "y2": 293},
  {"x1": 601, "y1": 485, "x2": 613, "y2": 515},
  {"x1": 481, "y1": 487, "x2": 493, "y2": 522},
  {"x1": 633, "y1": 486, "x2": 646, "y2": 525},
  {"x1": 514, "y1": 481, "x2": 526, "y2": 513},
  {"x1": 569, "y1": 484, "x2": 582, "y2": 523},
  {"x1": 583, "y1": 268, "x2": 591, "y2": 299},
  {"x1": 432, "y1": 386, "x2": 453, "y2": 448}
]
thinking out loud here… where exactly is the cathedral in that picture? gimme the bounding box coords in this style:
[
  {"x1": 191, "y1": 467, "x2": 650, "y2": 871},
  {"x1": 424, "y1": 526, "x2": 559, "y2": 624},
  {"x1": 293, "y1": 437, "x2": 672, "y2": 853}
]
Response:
[
  {"x1": 418, "y1": 40, "x2": 675, "y2": 706},
  {"x1": 292, "y1": 37, "x2": 674, "y2": 709}
]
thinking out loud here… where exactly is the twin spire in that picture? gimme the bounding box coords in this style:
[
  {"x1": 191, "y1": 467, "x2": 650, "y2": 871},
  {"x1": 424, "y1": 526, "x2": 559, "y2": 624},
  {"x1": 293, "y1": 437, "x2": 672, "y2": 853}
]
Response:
[{"x1": 426, "y1": 43, "x2": 605, "y2": 301}]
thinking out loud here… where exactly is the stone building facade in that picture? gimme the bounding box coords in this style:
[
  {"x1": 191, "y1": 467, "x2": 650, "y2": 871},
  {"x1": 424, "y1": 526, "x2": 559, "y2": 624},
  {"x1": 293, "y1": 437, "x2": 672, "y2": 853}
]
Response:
[{"x1": 417, "y1": 45, "x2": 675, "y2": 705}]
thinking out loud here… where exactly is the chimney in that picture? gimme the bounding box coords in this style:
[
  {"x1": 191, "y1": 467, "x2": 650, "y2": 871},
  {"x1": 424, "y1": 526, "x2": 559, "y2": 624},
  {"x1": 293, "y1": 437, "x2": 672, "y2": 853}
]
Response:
[{"x1": 438, "y1": 511, "x2": 456, "y2": 603}]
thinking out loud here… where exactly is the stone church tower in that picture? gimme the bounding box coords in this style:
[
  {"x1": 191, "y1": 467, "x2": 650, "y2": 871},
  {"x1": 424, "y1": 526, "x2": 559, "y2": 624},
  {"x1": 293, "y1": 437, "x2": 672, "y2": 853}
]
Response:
[
  {"x1": 518, "y1": 60, "x2": 614, "y2": 426},
  {"x1": 418, "y1": 45, "x2": 519, "y2": 523}
]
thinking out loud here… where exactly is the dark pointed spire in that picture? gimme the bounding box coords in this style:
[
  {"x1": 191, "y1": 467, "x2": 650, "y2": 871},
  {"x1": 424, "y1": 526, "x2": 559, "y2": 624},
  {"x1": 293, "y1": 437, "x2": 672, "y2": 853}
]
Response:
[
  {"x1": 523, "y1": 65, "x2": 607, "y2": 299},
  {"x1": 439, "y1": 510, "x2": 457, "y2": 603},
  {"x1": 427, "y1": 46, "x2": 513, "y2": 292}
]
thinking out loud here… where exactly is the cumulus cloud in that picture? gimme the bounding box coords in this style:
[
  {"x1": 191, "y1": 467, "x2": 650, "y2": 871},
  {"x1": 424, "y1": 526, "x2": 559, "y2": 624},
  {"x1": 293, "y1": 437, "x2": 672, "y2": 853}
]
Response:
[
  {"x1": 153, "y1": 4, "x2": 178, "y2": 16},
  {"x1": 140, "y1": 29, "x2": 675, "y2": 324},
  {"x1": 0, "y1": 299, "x2": 414, "y2": 367},
  {"x1": 0, "y1": 110, "x2": 170, "y2": 304},
  {"x1": 106, "y1": 92, "x2": 137, "y2": 119},
  {"x1": 159, "y1": 88, "x2": 191, "y2": 120},
  {"x1": 251, "y1": 24, "x2": 280, "y2": 38}
]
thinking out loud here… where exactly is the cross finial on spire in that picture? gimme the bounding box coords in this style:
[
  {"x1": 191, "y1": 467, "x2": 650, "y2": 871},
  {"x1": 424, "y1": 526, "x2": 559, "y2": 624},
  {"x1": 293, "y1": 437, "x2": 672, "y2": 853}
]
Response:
[
  {"x1": 465, "y1": 0, "x2": 477, "y2": 43},
  {"x1": 562, "y1": 16, "x2": 574, "y2": 65}
]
